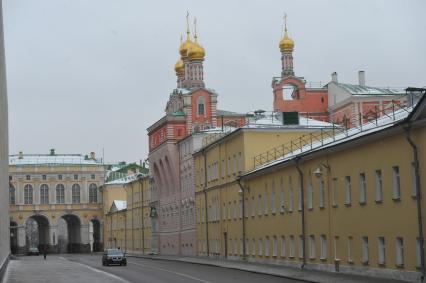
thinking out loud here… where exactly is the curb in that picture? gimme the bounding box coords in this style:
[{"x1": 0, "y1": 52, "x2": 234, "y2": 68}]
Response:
[{"x1": 127, "y1": 254, "x2": 318, "y2": 283}]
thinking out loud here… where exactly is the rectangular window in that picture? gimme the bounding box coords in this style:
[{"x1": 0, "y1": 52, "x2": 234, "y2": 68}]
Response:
[
  {"x1": 239, "y1": 200, "x2": 243, "y2": 219},
  {"x1": 289, "y1": 236, "x2": 295, "y2": 258},
  {"x1": 26, "y1": 175, "x2": 31, "y2": 181},
  {"x1": 332, "y1": 178, "x2": 338, "y2": 207},
  {"x1": 320, "y1": 235, "x2": 327, "y2": 260},
  {"x1": 307, "y1": 180, "x2": 313, "y2": 209},
  {"x1": 309, "y1": 235, "x2": 316, "y2": 259},
  {"x1": 265, "y1": 237, "x2": 270, "y2": 257},
  {"x1": 222, "y1": 203, "x2": 226, "y2": 220},
  {"x1": 281, "y1": 236, "x2": 286, "y2": 257},
  {"x1": 375, "y1": 170, "x2": 383, "y2": 202},
  {"x1": 299, "y1": 235, "x2": 304, "y2": 258},
  {"x1": 233, "y1": 201, "x2": 237, "y2": 219},
  {"x1": 378, "y1": 237, "x2": 385, "y2": 265},
  {"x1": 319, "y1": 180, "x2": 325, "y2": 208},
  {"x1": 272, "y1": 236, "x2": 277, "y2": 257},
  {"x1": 411, "y1": 162, "x2": 418, "y2": 197},
  {"x1": 392, "y1": 166, "x2": 401, "y2": 200},
  {"x1": 91, "y1": 174, "x2": 95, "y2": 180},
  {"x1": 251, "y1": 197, "x2": 255, "y2": 217},
  {"x1": 233, "y1": 155, "x2": 237, "y2": 175},
  {"x1": 288, "y1": 186, "x2": 294, "y2": 212},
  {"x1": 221, "y1": 160, "x2": 225, "y2": 178},
  {"x1": 362, "y1": 236, "x2": 369, "y2": 264},
  {"x1": 395, "y1": 237, "x2": 404, "y2": 266},
  {"x1": 244, "y1": 198, "x2": 248, "y2": 218},
  {"x1": 258, "y1": 238, "x2": 263, "y2": 256},
  {"x1": 58, "y1": 174, "x2": 63, "y2": 180},
  {"x1": 280, "y1": 190, "x2": 285, "y2": 213},
  {"x1": 271, "y1": 191, "x2": 276, "y2": 214},
  {"x1": 359, "y1": 173, "x2": 366, "y2": 204},
  {"x1": 258, "y1": 195, "x2": 262, "y2": 216},
  {"x1": 334, "y1": 236, "x2": 339, "y2": 260},
  {"x1": 238, "y1": 152, "x2": 243, "y2": 172},
  {"x1": 263, "y1": 192, "x2": 268, "y2": 215},
  {"x1": 42, "y1": 175, "x2": 47, "y2": 180},
  {"x1": 74, "y1": 174, "x2": 78, "y2": 180},
  {"x1": 298, "y1": 186, "x2": 302, "y2": 211},
  {"x1": 344, "y1": 176, "x2": 351, "y2": 205},
  {"x1": 227, "y1": 158, "x2": 231, "y2": 176},
  {"x1": 347, "y1": 237, "x2": 353, "y2": 262},
  {"x1": 252, "y1": 239, "x2": 256, "y2": 256}
]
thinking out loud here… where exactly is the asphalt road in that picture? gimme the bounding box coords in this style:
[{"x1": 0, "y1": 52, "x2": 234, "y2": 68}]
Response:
[{"x1": 63, "y1": 253, "x2": 300, "y2": 283}]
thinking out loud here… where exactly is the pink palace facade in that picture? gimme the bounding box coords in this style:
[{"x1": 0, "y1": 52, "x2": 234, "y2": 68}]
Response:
[{"x1": 147, "y1": 19, "x2": 245, "y2": 255}]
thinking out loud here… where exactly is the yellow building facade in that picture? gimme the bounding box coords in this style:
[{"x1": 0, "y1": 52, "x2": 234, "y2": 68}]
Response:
[
  {"x1": 104, "y1": 174, "x2": 153, "y2": 255},
  {"x1": 194, "y1": 123, "x2": 334, "y2": 257},
  {"x1": 9, "y1": 151, "x2": 105, "y2": 254},
  {"x1": 195, "y1": 94, "x2": 426, "y2": 281}
]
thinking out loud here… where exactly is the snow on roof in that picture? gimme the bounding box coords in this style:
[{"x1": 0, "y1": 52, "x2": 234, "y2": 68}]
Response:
[
  {"x1": 9, "y1": 154, "x2": 102, "y2": 166},
  {"x1": 104, "y1": 173, "x2": 144, "y2": 185},
  {"x1": 244, "y1": 113, "x2": 335, "y2": 129},
  {"x1": 338, "y1": 83, "x2": 405, "y2": 96},
  {"x1": 112, "y1": 200, "x2": 127, "y2": 211},
  {"x1": 246, "y1": 106, "x2": 413, "y2": 175}
]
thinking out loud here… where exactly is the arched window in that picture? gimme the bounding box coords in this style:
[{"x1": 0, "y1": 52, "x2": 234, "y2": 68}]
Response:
[
  {"x1": 197, "y1": 97, "x2": 205, "y2": 116},
  {"x1": 89, "y1": 183, "x2": 98, "y2": 203},
  {"x1": 72, "y1": 184, "x2": 81, "y2": 204},
  {"x1": 40, "y1": 184, "x2": 49, "y2": 204},
  {"x1": 56, "y1": 184, "x2": 65, "y2": 204},
  {"x1": 24, "y1": 184, "x2": 33, "y2": 204},
  {"x1": 9, "y1": 185, "x2": 15, "y2": 205}
]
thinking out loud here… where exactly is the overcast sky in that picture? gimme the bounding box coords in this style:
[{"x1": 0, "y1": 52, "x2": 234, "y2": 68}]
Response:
[{"x1": 3, "y1": 0, "x2": 426, "y2": 163}]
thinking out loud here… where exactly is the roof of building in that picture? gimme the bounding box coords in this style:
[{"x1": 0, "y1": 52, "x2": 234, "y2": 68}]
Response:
[
  {"x1": 111, "y1": 200, "x2": 127, "y2": 212},
  {"x1": 245, "y1": 113, "x2": 334, "y2": 129},
  {"x1": 336, "y1": 83, "x2": 405, "y2": 96},
  {"x1": 243, "y1": 90, "x2": 425, "y2": 178},
  {"x1": 9, "y1": 154, "x2": 102, "y2": 166},
  {"x1": 104, "y1": 172, "x2": 146, "y2": 185},
  {"x1": 216, "y1": 109, "x2": 246, "y2": 117}
]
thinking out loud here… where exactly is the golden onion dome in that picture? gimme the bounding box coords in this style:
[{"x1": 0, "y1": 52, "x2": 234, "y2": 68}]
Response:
[
  {"x1": 179, "y1": 38, "x2": 194, "y2": 58},
  {"x1": 174, "y1": 59, "x2": 184, "y2": 73},
  {"x1": 187, "y1": 41, "x2": 205, "y2": 61},
  {"x1": 279, "y1": 30, "x2": 294, "y2": 52}
]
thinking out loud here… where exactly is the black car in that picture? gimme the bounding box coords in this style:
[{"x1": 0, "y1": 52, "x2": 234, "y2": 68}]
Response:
[
  {"x1": 27, "y1": 247, "x2": 40, "y2": 256},
  {"x1": 102, "y1": 249, "x2": 127, "y2": 266}
]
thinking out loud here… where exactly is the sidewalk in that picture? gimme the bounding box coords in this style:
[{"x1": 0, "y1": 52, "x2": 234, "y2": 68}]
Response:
[{"x1": 128, "y1": 254, "x2": 413, "y2": 283}]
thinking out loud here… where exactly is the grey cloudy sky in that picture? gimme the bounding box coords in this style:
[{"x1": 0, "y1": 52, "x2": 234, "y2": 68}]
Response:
[{"x1": 3, "y1": 0, "x2": 426, "y2": 163}]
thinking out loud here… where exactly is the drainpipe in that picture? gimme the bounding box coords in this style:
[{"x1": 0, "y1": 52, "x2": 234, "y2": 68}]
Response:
[
  {"x1": 405, "y1": 126, "x2": 425, "y2": 281},
  {"x1": 237, "y1": 178, "x2": 247, "y2": 260},
  {"x1": 295, "y1": 158, "x2": 306, "y2": 269},
  {"x1": 202, "y1": 149, "x2": 210, "y2": 256}
]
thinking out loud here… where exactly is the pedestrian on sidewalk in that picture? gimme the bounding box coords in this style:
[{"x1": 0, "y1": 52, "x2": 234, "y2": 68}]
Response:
[{"x1": 43, "y1": 246, "x2": 47, "y2": 260}]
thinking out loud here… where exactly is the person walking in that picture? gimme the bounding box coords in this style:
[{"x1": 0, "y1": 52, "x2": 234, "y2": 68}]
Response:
[{"x1": 43, "y1": 246, "x2": 47, "y2": 260}]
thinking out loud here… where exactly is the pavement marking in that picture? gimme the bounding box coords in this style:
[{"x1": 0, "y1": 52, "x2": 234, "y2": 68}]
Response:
[
  {"x1": 59, "y1": 257, "x2": 130, "y2": 283},
  {"x1": 129, "y1": 261, "x2": 214, "y2": 283}
]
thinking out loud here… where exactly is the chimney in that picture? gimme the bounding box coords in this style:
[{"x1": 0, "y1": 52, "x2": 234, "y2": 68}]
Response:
[
  {"x1": 50, "y1": 148, "x2": 55, "y2": 156},
  {"x1": 90, "y1": 151, "x2": 96, "y2": 160},
  {"x1": 331, "y1": 72, "x2": 338, "y2": 83},
  {"x1": 18, "y1": 151, "x2": 23, "y2": 159},
  {"x1": 358, "y1": 70, "x2": 365, "y2": 87}
]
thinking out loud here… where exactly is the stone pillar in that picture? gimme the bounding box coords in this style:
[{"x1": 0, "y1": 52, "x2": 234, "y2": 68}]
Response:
[
  {"x1": 49, "y1": 225, "x2": 58, "y2": 253},
  {"x1": 80, "y1": 224, "x2": 90, "y2": 252},
  {"x1": 17, "y1": 225, "x2": 26, "y2": 254}
]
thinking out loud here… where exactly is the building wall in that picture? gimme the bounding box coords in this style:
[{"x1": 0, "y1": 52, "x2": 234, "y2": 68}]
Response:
[
  {"x1": 104, "y1": 177, "x2": 152, "y2": 254},
  {"x1": 9, "y1": 164, "x2": 105, "y2": 253},
  {"x1": 0, "y1": 2, "x2": 9, "y2": 276},
  {"x1": 194, "y1": 128, "x2": 328, "y2": 257},
  {"x1": 239, "y1": 125, "x2": 425, "y2": 282}
]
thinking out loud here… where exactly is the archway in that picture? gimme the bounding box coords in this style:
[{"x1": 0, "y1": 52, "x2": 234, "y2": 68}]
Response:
[
  {"x1": 90, "y1": 219, "x2": 101, "y2": 252},
  {"x1": 25, "y1": 215, "x2": 50, "y2": 253},
  {"x1": 10, "y1": 221, "x2": 18, "y2": 254},
  {"x1": 61, "y1": 214, "x2": 81, "y2": 253}
]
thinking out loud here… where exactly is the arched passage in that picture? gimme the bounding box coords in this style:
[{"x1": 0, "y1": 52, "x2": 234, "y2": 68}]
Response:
[
  {"x1": 90, "y1": 218, "x2": 102, "y2": 252},
  {"x1": 25, "y1": 215, "x2": 50, "y2": 253},
  {"x1": 61, "y1": 214, "x2": 81, "y2": 253}
]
